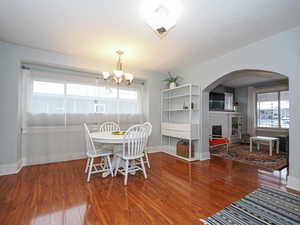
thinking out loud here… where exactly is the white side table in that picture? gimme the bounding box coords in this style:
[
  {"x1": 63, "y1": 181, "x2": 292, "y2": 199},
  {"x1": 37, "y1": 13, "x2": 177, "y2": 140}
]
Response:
[{"x1": 250, "y1": 136, "x2": 279, "y2": 156}]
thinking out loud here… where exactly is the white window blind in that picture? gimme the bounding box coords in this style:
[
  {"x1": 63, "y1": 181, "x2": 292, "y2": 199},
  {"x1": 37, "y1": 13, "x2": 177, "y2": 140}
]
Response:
[{"x1": 22, "y1": 67, "x2": 145, "y2": 128}]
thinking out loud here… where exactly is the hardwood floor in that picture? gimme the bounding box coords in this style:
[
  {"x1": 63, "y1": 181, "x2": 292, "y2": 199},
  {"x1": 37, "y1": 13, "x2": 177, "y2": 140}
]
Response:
[{"x1": 0, "y1": 153, "x2": 297, "y2": 225}]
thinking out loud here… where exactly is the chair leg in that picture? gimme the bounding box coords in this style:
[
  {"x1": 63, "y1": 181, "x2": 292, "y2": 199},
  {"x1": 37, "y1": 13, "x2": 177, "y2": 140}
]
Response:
[
  {"x1": 107, "y1": 156, "x2": 113, "y2": 177},
  {"x1": 145, "y1": 152, "x2": 150, "y2": 168},
  {"x1": 124, "y1": 160, "x2": 129, "y2": 185},
  {"x1": 85, "y1": 157, "x2": 90, "y2": 173},
  {"x1": 103, "y1": 157, "x2": 108, "y2": 170},
  {"x1": 87, "y1": 157, "x2": 94, "y2": 182},
  {"x1": 114, "y1": 157, "x2": 121, "y2": 176},
  {"x1": 140, "y1": 157, "x2": 147, "y2": 179}
]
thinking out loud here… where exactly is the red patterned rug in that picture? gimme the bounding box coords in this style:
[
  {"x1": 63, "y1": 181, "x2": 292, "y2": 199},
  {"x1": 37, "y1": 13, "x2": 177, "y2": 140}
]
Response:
[{"x1": 210, "y1": 144, "x2": 288, "y2": 171}]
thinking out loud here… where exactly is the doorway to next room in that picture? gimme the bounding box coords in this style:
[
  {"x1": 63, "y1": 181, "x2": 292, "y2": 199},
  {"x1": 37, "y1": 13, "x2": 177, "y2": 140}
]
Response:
[{"x1": 206, "y1": 70, "x2": 289, "y2": 172}]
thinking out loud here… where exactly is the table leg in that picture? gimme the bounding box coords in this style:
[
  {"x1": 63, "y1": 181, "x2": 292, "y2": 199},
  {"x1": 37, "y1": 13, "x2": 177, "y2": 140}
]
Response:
[
  {"x1": 102, "y1": 155, "x2": 117, "y2": 178},
  {"x1": 269, "y1": 140, "x2": 273, "y2": 156},
  {"x1": 257, "y1": 142, "x2": 260, "y2": 151},
  {"x1": 250, "y1": 138, "x2": 253, "y2": 153},
  {"x1": 102, "y1": 144, "x2": 122, "y2": 178},
  {"x1": 100, "y1": 143, "x2": 138, "y2": 178},
  {"x1": 276, "y1": 139, "x2": 279, "y2": 154}
]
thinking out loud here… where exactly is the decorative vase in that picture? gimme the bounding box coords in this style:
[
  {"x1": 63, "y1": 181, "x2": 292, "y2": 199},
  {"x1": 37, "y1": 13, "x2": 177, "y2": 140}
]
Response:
[{"x1": 169, "y1": 82, "x2": 176, "y2": 89}]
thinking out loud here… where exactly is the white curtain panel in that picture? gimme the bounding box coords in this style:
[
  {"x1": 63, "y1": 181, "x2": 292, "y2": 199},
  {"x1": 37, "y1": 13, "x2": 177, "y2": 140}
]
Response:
[
  {"x1": 247, "y1": 86, "x2": 256, "y2": 136},
  {"x1": 22, "y1": 67, "x2": 146, "y2": 127},
  {"x1": 21, "y1": 66, "x2": 146, "y2": 165},
  {"x1": 224, "y1": 92, "x2": 234, "y2": 110}
]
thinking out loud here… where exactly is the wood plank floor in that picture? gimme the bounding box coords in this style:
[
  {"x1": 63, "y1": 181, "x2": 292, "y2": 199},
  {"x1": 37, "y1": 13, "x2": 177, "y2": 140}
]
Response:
[{"x1": 0, "y1": 153, "x2": 297, "y2": 225}]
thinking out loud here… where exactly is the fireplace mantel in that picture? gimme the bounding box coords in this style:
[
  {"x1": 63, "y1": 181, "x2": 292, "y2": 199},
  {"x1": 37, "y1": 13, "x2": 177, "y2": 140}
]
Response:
[{"x1": 209, "y1": 111, "x2": 242, "y2": 143}]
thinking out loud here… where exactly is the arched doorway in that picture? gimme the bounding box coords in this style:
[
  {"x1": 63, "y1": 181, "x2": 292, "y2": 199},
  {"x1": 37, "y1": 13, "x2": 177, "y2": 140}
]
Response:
[{"x1": 200, "y1": 69, "x2": 289, "y2": 165}]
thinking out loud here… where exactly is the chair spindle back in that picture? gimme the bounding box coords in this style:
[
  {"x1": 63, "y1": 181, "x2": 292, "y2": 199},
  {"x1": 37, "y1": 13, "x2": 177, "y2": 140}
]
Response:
[
  {"x1": 123, "y1": 124, "x2": 147, "y2": 158},
  {"x1": 99, "y1": 122, "x2": 120, "y2": 133},
  {"x1": 83, "y1": 123, "x2": 97, "y2": 155}
]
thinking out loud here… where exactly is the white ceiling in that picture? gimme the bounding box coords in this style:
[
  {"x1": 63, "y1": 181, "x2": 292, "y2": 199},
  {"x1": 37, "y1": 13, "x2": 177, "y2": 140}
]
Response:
[
  {"x1": 0, "y1": 0, "x2": 300, "y2": 73},
  {"x1": 222, "y1": 70, "x2": 287, "y2": 88}
]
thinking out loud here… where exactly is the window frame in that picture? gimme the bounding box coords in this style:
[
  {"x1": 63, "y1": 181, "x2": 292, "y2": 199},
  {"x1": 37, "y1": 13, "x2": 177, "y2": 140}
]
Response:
[{"x1": 256, "y1": 90, "x2": 289, "y2": 130}]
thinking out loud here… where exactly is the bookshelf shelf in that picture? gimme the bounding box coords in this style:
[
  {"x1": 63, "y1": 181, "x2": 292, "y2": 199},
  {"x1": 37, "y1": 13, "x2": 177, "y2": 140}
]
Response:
[{"x1": 161, "y1": 84, "x2": 201, "y2": 161}]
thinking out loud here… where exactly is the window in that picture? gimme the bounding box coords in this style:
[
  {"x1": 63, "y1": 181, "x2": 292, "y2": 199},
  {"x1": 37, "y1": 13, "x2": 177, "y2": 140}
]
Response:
[
  {"x1": 119, "y1": 89, "x2": 139, "y2": 114},
  {"x1": 31, "y1": 80, "x2": 141, "y2": 115},
  {"x1": 280, "y1": 91, "x2": 289, "y2": 128},
  {"x1": 256, "y1": 91, "x2": 289, "y2": 129},
  {"x1": 224, "y1": 92, "x2": 233, "y2": 110},
  {"x1": 22, "y1": 67, "x2": 145, "y2": 128},
  {"x1": 33, "y1": 81, "x2": 64, "y2": 95},
  {"x1": 32, "y1": 81, "x2": 65, "y2": 114}
]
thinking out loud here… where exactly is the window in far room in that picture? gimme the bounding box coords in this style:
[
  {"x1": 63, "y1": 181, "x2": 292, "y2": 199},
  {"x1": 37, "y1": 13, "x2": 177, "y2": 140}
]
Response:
[{"x1": 256, "y1": 91, "x2": 289, "y2": 129}]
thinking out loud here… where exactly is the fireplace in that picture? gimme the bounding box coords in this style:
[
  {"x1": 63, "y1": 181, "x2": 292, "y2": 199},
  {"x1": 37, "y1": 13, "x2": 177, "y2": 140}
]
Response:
[{"x1": 212, "y1": 125, "x2": 222, "y2": 137}]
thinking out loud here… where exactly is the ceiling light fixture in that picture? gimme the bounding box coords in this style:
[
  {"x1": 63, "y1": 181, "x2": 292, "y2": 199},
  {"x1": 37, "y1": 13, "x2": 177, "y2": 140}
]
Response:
[
  {"x1": 102, "y1": 50, "x2": 134, "y2": 85},
  {"x1": 141, "y1": 0, "x2": 183, "y2": 37}
]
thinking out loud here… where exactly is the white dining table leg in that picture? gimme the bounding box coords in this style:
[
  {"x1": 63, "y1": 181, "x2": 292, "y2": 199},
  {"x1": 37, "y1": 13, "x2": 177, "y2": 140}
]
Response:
[
  {"x1": 276, "y1": 139, "x2": 279, "y2": 154},
  {"x1": 102, "y1": 145, "x2": 122, "y2": 178},
  {"x1": 257, "y1": 142, "x2": 260, "y2": 151},
  {"x1": 250, "y1": 137, "x2": 253, "y2": 153},
  {"x1": 269, "y1": 140, "x2": 273, "y2": 156}
]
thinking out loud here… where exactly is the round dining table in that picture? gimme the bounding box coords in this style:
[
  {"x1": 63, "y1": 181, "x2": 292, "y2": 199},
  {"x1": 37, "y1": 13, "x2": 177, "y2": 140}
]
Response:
[
  {"x1": 90, "y1": 131, "x2": 135, "y2": 177},
  {"x1": 91, "y1": 131, "x2": 125, "y2": 145}
]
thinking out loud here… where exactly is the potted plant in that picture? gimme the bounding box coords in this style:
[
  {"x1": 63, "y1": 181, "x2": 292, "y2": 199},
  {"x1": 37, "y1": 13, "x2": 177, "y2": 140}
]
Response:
[{"x1": 164, "y1": 72, "x2": 181, "y2": 89}]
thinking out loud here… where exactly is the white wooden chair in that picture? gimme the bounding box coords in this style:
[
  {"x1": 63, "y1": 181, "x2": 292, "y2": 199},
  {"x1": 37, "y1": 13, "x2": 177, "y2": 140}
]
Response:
[
  {"x1": 136, "y1": 122, "x2": 152, "y2": 168},
  {"x1": 98, "y1": 121, "x2": 121, "y2": 152},
  {"x1": 99, "y1": 121, "x2": 120, "y2": 132},
  {"x1": 114, "y1": 124, "x2": 148, "y2": 185},
  {"x1": 84, "y1": 123, "x2": 114, "y2": 182}
]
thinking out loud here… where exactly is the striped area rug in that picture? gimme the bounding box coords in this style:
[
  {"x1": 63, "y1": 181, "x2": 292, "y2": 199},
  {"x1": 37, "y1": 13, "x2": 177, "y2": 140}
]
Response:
[{"x1": 200, "y1": 186, "x2": 300, "y2": 225}]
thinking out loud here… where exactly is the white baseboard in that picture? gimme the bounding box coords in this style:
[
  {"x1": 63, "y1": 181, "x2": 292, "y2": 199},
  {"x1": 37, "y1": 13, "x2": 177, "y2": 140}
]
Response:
[
  {"x1": 0, "y1": 159, "x2": 23, "y2": 176},
  {"x1": 23, "y1": 151, "x2": 87, "y2": 166},
  {"x1": 1, "y1": 148, "x2": 162, "y2": 176},
  {"x1": 199, "y1": 151, "x2": 210, "y2": 161},
  {"x1": 287, "y1": 176, "x2": 300, "y2": 191},
  {"x1": 149, "y1": 145, "x2": 211, "y2": 161},
  {"x1": 146, "y1": 145, "x2": 164, "y2": 153},
  {"x1": 0, "y1": 146, "x2": 203, "y2": 176},
  {"x1": 0, "y1": 152, "x2": 87, "y2": 176}
]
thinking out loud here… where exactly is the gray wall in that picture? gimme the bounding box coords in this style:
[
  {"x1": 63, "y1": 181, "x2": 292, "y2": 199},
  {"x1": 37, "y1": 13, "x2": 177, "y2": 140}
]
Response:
[
  {"x1": 0, "y1": 41, "x2": 165, "y2": 167},
  {"x1": 174, "y1": 26, "x2": 300, "y2": 190}
]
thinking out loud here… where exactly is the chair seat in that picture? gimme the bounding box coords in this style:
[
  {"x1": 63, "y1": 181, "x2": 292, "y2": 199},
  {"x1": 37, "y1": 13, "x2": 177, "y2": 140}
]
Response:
[
  {"x1": 116, "y1": 152, "x2": 144, "y2": 160},
  {"x1": 209, "y1": 138, "x2": 229, "y2": 146},
  {"x1": 87, "y1": 148, "x2": 113, "y2": 157}
]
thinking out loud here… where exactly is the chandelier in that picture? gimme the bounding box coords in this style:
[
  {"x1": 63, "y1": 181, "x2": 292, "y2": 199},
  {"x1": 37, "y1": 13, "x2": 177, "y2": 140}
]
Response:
[{"x1": 102, "y1": 50, "x2": 134, "y2": 85}]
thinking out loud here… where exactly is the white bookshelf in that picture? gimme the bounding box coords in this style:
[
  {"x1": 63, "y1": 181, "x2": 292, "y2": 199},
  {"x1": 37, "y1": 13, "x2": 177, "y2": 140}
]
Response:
[{"x1": 161, "y1": 84, "x2": 200, "y2": 161}]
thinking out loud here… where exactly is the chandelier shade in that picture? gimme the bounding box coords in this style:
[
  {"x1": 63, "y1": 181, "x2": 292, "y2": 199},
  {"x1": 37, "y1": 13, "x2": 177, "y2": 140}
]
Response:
[
  {"x1": 113, "y1": 70, "x2": 124, "y2": 77},
  {"x1": 102, "y1": 50, "x2": 134, "y2": 85}
]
